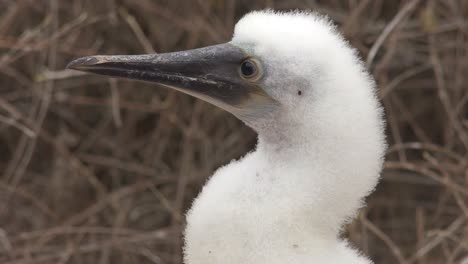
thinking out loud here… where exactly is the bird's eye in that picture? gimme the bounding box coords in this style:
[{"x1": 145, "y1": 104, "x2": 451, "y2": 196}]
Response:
[{"x1": 240, "y1": 59, "x2": 261, "y2": 80}]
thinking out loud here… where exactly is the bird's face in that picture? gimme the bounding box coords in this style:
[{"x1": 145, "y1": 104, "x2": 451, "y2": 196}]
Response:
[{"x1": 67, "y1": 11, "x2": 368, "y2": 135}]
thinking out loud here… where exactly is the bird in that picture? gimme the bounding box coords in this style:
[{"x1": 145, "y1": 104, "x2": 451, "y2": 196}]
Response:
[{"x1": 67, "y1": 10, "x2": 386, "y2": 264}]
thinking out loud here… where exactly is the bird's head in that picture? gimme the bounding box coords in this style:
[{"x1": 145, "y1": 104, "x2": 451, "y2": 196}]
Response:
[{"x1": 68, "y1": 11, "x2": 383, "y2": 147}]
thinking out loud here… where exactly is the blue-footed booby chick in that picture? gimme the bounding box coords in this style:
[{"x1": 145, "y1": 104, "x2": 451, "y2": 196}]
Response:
[{"x1": 67, "y1": 10, "x2": 386, "y2": 264}]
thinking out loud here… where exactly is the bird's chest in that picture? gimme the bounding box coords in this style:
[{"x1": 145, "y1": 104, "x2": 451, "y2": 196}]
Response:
[
  {"x1": 189, "y1": 162, "x2": 282, "y2": 228},
  {"x1": 183, "y1": 158, "x2": 312, "y2": 264}
]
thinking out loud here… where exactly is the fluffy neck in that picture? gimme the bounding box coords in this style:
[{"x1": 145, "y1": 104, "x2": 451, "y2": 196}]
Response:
[
  {"x1": 184, "y1": 104, "x2": 383, "y2": 264},
  {"x1": 253, "y1": 104, "x2": 384, "y2": 236}
]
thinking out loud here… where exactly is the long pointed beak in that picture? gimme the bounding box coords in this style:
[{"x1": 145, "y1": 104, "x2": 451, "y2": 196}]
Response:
[{"x1": 67, "y1": 43, "x2": 278, "y2": 121}]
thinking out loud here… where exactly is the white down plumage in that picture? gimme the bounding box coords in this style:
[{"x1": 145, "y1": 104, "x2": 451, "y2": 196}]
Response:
[{"x1": 183, "y1": 10, "x2": 386, "y2": 264}]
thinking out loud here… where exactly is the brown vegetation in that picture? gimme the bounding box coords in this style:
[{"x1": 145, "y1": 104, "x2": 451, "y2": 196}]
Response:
[{"x1": 0, "y1": 0, "x2": 467, "y2": 263}]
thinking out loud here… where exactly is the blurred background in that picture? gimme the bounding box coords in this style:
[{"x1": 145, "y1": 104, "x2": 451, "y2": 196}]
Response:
[{"x1": 0, "y1": 0, "x2": 467, "y2": 263}]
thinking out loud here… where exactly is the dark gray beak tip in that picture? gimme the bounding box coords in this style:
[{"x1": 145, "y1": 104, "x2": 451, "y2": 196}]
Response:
[{"x1": 66, "y1": 56, "x2": 105, "y2": 71}]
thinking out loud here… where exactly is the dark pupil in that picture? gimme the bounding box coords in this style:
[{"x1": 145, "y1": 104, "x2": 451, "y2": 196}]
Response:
[{"x1": 241, "y1": 61, "x2": 256, "y2": 77}]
